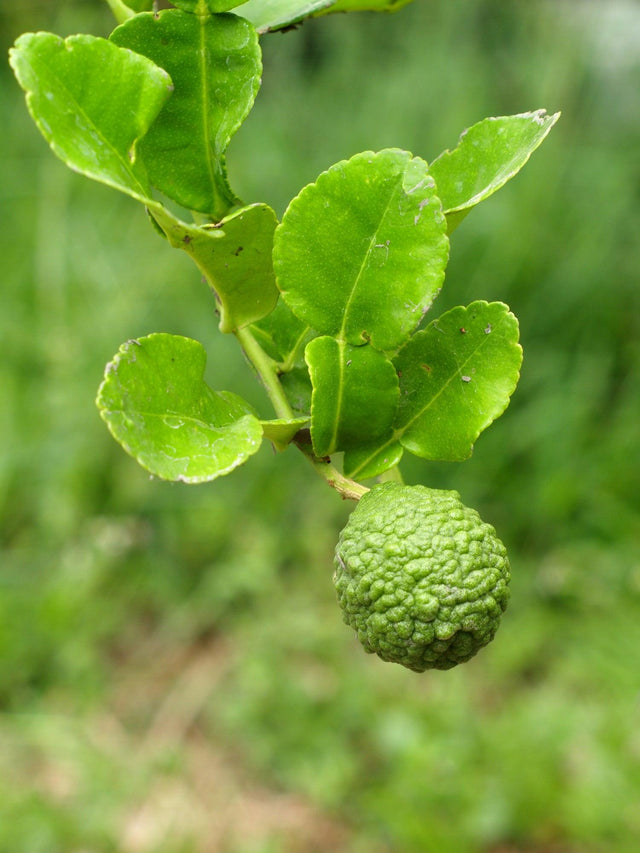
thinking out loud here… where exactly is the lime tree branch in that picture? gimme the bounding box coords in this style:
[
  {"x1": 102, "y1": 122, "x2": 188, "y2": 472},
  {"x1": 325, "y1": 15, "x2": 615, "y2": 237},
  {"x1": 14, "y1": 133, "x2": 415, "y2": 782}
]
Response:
[{"x1": 235, "y1": 325, "x2": 368, "y2": 501}]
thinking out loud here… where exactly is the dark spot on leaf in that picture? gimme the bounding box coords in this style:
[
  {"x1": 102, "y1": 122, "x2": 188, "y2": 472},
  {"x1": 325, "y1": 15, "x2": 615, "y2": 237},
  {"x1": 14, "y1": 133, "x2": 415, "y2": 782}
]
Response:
[
  {"x1": 183, "y1": 235, "x2": 191, "y2": 245},
  {"x1": 420, "y1": 364, "x2": 431, "y2": 372},
  {"x1": 460, "y1": 327, "x2": 467, "y2": 334},
  {"x1": 234, "y1": 246, "x2": 244, "y2": 256}
]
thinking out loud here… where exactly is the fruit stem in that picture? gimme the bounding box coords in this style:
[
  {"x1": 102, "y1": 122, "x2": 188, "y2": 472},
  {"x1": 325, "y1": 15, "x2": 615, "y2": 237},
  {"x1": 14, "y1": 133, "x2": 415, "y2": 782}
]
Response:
[
  {"x1": 308, "y1": 455, "x2": 369, "y2": 501},
  {"x1": 293, "y1": 432, "x2": 369, "y2": 501}
]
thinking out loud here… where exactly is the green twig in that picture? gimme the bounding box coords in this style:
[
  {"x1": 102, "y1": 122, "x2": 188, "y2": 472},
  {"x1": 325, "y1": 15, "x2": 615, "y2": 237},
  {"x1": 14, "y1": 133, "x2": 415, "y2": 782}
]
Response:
[
  {"x1": 307, "y1": 455, "x2": 370, "y2": 501},
  {"x1": 235, "y1": 325, "x2": 294, "y2": 420},
  {"x1": 236, "y1": 326, "x2": 368, "y2": 501}
]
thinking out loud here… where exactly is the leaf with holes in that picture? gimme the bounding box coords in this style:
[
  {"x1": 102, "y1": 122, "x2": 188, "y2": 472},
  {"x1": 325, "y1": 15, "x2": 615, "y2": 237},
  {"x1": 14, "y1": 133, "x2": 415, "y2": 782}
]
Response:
[
  {"x1": 393, "y1": 301, "x2": 522, "y2": 461},
  {"x1": 97, "y1": 334, "x2": 263, "y2": 482},
  {"x1": 9, "y1": 32, "x2": 172, "y2": 204},
  {"x1": 111, "y1": 8, "x2": 261, "y2": 218},
  {"x1": 274, "y1": 149, "x2": 449, "y2": 353}
]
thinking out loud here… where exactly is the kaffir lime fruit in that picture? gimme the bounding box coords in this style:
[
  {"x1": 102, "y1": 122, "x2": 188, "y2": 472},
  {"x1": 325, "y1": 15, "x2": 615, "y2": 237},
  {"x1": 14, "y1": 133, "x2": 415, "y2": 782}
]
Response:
[{"x1": 334, "y1": 483, "x2": 510, "y2": 671}]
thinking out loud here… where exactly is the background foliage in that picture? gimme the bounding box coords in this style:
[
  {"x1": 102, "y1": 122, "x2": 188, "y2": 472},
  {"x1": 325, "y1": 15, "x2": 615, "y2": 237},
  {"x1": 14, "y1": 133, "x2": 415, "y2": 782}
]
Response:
[{"x1": 1, "y1": 1, "x2": 639, "y2": 851}]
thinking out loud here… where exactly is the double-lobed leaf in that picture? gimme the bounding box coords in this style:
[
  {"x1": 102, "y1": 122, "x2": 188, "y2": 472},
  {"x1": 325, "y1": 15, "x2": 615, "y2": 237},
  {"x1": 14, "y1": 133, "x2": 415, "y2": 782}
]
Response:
[
  {"x1": 274, "y1": 149, "x2": 450, "y2": 353},
  {"x1": 430, "y1": 110, "x2": 561, "y2": 233},
  {"x1": 97, "y1": 334, "x2": 265, "y2": 482},
  {"x1": 9, "y1": 32, "x2": 173, "y2": 205},
  {"x1": 111, "y1": 8, "x2": 262, "y2": 217}
]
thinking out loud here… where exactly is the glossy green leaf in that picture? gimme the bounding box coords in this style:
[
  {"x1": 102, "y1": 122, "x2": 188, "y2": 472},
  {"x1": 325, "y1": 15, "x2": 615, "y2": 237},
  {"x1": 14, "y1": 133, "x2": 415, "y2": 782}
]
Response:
[
  {"x1": 173, "y1": 0, "x2": 249, "y2": 13},
  {"x1": 261, "y1": 417, "x2": 309, "y2": 451},
  {"x1": 97, "y1": 334, "x2": 263, "y2": 482},
  {"x1": 275, "y1": 149, "x2": 449, "y2": 353},
  {"x1": 152, "y1": 203, "x2": 279, "y2": 332},
  {"x1": 430, "y1": 110, "x2": 561, "y2": 231},
  {"x1": 111, "y1": 9, "x2": 261, "y2": 217},
  {"x1": 343, "y1": 440, "x2": 403, "y2": 480},
  {"x1": 251, "y1": 300, "x2": 315, "y2": 368},
  {"x1": 9, "y1": 32, "x2": 173, "y2": 205},
  {"x1": 238, "y1": 0, "x2": 333, "y2": 33},
  {"x1": 306, "y1": 337, "x2": 399, "y2": 457},
  {"x1": 320, "y1": 0, "x2": 414, "y2": 14},
  {"x1": 394, "y1": 301, "x2": 522, "y2": 461},
  {"x1": 239, "y1": 0, "x2": 412, "y2": 32}
]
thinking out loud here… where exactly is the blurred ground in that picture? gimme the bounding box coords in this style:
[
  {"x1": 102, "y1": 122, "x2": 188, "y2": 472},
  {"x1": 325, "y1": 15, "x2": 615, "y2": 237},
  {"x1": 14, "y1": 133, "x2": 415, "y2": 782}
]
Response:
[{"x1": 1, "y1": 1, "x2": 639, "y2": 851}]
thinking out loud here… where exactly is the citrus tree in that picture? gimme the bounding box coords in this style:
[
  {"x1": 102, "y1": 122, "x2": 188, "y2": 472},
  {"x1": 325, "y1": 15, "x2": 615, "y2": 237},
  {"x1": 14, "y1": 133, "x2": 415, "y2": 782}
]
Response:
[{"x1": 10, "y1": 0, "x2": 559, "y2": 669}]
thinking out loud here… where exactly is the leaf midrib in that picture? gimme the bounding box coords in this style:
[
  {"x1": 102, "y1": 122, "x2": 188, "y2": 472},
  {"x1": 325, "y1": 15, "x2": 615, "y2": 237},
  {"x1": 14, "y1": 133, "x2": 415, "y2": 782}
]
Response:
[
  {"x1": 398, "y1": 315, "x2": 509, "y2": 434},
  {"x1": 198, "y1": 15, "x2": 218, "y2": 201},
  {"x1": 338, "y1": 170, "x2": 402, "y2": 342}
]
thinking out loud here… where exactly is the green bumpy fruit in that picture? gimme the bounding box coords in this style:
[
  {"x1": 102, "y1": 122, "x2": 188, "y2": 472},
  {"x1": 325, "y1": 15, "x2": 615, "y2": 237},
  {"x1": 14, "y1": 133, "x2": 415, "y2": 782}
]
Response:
[{"x1": 334, "y1": 483, "x2": 510, "y2": 672}]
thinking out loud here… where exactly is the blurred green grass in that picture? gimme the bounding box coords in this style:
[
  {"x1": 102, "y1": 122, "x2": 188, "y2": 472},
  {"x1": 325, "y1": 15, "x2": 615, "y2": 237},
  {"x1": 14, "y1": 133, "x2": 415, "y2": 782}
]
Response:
[{"x1": 1, "y1": 1, "x2": 639, "y2": 851}]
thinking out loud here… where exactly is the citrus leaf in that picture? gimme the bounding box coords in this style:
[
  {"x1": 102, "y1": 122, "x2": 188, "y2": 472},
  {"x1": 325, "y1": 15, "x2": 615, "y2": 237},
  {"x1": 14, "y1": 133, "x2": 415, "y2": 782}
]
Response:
[
  {"x1": 430, "y1": 110, "x2": 561, "y2": 232},
  {"x1": 306, "y1": 337, "x2": 399, "y2": 457},
  {"x1": 343, "y1": 440, "x2": 404, "y2": 480},
  {"x1": 118, "y1": 0, "x2": 153, "y2": 11},
  {"x1": 152, "y1": 203, "x2": 279, "y2": 332},
  {"x1": 320, "y1": 0, "x2": 414, "y2": 14},
  {"x1": 97, "y1": 333, "x2": 263, "y2": 482},
  {"x1": 261, "y1": 417, "x2": 309, "y2": 451},
  {"x1": 251, "y1": 300, "x2": 315, "y2": 368},
  {"x1": 239, "y1": 0, "x2": 412, "y2": 32},
  {"x1": 238, "y1": 0, "x2": 333, "y2": 33},
  {"x1": 274, "y1": 149, "x2": 449, "y2": 353},
  {"x1": 173, "y1": 0, "x2": 250, "y2": 12},
  {"x1": 393, "y1": 301, "x2": 522, "y2": 461},
  {"x1": 9, "y1": 32, "x2": 173, "y2": 205},
  {"x1": 111, "y1": 9, "x2": 261, "y2": 218}
]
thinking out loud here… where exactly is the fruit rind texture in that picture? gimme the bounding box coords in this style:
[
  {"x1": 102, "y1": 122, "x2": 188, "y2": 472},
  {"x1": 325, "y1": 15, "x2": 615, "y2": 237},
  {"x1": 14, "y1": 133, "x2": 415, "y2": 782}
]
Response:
[{"x1": 333, "y1": 482, "x2": 510, "y2": 672}]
